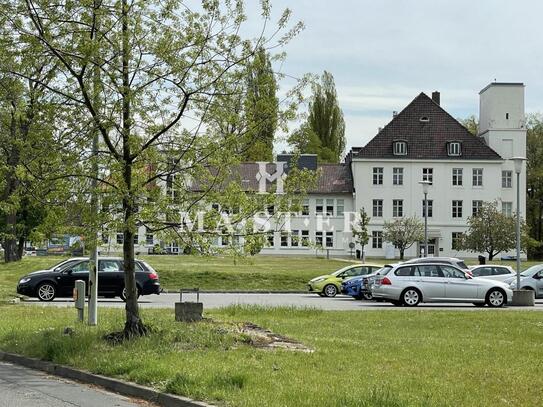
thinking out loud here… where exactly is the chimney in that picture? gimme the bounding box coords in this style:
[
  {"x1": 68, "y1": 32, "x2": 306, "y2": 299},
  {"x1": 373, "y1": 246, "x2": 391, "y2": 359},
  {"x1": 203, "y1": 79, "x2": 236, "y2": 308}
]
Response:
[
  {"x1": 392, "y1": 111, "x2": 398, "y2": 118},
  {"x1": 432, "y1": 91, "x2": 440, "y2": 105}
]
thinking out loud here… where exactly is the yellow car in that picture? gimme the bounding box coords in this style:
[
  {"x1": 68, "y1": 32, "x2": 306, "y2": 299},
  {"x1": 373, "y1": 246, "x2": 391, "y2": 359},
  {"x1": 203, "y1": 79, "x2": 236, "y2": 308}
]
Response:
[{"x1": 307, "y1": 264, "x2": 383, "y2": 297}]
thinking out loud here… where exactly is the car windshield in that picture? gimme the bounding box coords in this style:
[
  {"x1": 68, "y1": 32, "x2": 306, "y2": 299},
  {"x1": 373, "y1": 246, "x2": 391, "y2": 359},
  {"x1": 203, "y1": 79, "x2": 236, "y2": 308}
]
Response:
[
  {"x1": 331, "y1": 265, "x2": 358, "y2": 276},
  {"x1": 456, "y1": 261, "x2": 468, "y2": 269},
  {"x1": 520, "y1": 265, "x2": 543, "y2": 277},
  {"x1": 377, "y1": 266, "x2": 392, "y2": 275}
]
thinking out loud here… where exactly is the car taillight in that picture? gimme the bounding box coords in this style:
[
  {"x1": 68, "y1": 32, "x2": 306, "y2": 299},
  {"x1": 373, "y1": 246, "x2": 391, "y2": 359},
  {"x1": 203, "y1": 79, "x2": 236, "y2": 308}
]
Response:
[
  {"x1": 381, "y1": 277, "x2": 392, "y2": 285},
  {"x1": 148, "y1": 272, "x2": 159, "y2": 280}
]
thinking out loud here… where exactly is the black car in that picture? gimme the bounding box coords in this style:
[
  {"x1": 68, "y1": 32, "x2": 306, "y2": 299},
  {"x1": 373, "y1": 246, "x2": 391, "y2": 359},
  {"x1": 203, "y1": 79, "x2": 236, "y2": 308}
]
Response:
[{"x1": 17, "y1": 257, "x2": 161, "y2": 301}]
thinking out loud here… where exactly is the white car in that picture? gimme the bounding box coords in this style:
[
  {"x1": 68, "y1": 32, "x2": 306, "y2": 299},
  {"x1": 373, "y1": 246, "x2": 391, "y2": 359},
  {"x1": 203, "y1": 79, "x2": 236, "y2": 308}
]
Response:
[
  {"x1": 468, "y1": 265, "x2": 516, "y2": 282},
  {"x1": 506, "y1": 264, "x2": 543, "y2": 298},
  {"x1": 372, "y1": 263, "x2": 513, "y2": 307}
]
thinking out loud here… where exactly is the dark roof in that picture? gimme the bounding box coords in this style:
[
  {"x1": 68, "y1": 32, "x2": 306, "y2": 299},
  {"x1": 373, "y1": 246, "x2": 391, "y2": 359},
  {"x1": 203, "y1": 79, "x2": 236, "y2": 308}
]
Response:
[
  {"x1": 190, "y1": 163, "x2": 353, "y2": 194},
  {"x1": 353, "y1": 93, "x2": 502, "y2": 160}
]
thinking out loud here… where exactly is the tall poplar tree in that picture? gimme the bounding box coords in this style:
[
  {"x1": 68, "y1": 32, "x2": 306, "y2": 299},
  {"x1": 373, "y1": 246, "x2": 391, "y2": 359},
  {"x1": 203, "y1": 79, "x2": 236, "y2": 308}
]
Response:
[
  {"x1": 303, "y1": 71, "x2": 346, "y2": 163},
  {"x1": 242, "y1": 48, "x2": 278, "y2": 162}
]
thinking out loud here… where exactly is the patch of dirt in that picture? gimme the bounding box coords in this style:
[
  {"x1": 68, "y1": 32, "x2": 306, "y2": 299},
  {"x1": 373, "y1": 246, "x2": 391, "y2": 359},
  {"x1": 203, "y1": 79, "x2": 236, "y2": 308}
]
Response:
[{"x1": 237, "y1": 322, "x2": 313, "y2": 352}]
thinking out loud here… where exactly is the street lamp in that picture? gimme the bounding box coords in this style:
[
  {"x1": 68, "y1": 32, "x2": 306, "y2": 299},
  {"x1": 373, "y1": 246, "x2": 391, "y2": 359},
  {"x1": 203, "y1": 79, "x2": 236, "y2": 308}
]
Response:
[
  {"x1": 511, "y1": 157, "x2": 526, "y2": 291},
  {"x1": 419, "y1": 180, "x2": 432, "y2": 257}
]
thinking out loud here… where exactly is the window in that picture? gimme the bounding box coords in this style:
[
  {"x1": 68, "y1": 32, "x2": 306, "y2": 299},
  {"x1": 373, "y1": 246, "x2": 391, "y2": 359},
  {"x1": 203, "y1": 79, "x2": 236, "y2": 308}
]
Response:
[
  {"x1": 325, "y1": 232, "x2": 334, "y2": 248},
  {"x1": 291, "y1": 230, "x2": 299, "y2": 247},
  {"x1": 116, "y1": 232, "x2": 124, "y2": 244},
  {"x1": 267, "y1": 232, "x2": 275, "y2": 247},
  {"x1": 422, "y1": 200, "x2": 433, "y2": 217},
  {"x1": 393, "y1": 141, "x2": 407, "y2": 156},
  {"x1": 315, "y1": 231, "x2": 323, "y2": 247},
  {"x1": 266, "y1": 205, "x2": 275, "y2": 215},
  {"x1": 472, "y1": 267, "x2": 492, "y2": 277},
  {"x1": 372, "y1": 231, "x2": 383, "y2": 249},
  {"x1": 395, "y1": 266, "x2": 416, "y2": 277},
  {"x1": 472, "y1": 168, "x2": 483, "y2": 186},
  {"x1": 133, "y1": 234, "x2": 139, "y2": 244},
  {"x1": 101, "y1": 233, "x2": 109, "y2": 244},
  {"x1": 416, "y1": 265, "x2": 442, "y2": 277},
  {"x1": 502, "y1": 201, "x2": 513, "y2": 217},
  {"x1": 326, "y1": 199, "x2": 334, "y2": 216},
  {"x1": 281, "y1": 232, "x2": 289, "y2": 247},
  {"x1": 452, "y1": 168, "x2": 463, "y2": 186},
  {"x1": 71, "y1": 261, "x2": 90, "y2": 273},
  {"x1": 302, "y1": 199, "x2": 310, "y2": 215},
  {"x1": 316, "y1": 199, "x2": 323, "y2": 215},
  {"x1": 492, "y1": 267, "x2": 511, "y2": 276},
  {"x1": 502, "y1": 170, "x2": 512, "y2": 188},
  {"x1": 422, "y1": 168, "x2": 433, "y2": 184},
  {"x1": 452, "y1": 232, "x2": 463, "y2": 250},
  {"x1": 393, "y1": 199, "x2": 403, "y2": 217},
  {"x1": 393, "y1": 167, "x2": 404, "y2": 185},
  {"x1": 448, "y1": 142, "x2": 461, "y2": 156},
  {"x1": 472, "y1": 200, "x2": 483, "y2": 216},
  {"x1": 301, "y1": 230, "x2": 309, "y2": 246},
  {"x1": 440, "y1": 265, "x2": 465, "y2": 279},
  {"x1": 98, "y1": 260, "x2": 120, "y2": 272},
  {"x1": 373, "y1": 199, "x2": 383, "y2": 217},
  {"x1": 336, "y1": 199, "x2": 344, "y2": 217},
  {"x1": 145, "y1": 229, "x2": 154, "y2": 245},
  {"x1": 373, "y1": 167, "x2": 383, "y2": 185},
  {"x1": 452, "y1": 200, "x2": 463, "y2": 218}
]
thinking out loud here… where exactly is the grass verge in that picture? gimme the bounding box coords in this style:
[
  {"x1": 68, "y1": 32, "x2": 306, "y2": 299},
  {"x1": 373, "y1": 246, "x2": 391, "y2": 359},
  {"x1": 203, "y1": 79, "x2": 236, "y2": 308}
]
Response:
[{"x1": 0, "y1": 305, "x2": 542, "y2": 406}]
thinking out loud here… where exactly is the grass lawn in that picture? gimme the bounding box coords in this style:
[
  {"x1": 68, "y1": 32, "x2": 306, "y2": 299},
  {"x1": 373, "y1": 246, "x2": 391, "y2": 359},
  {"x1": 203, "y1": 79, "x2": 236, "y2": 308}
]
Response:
[{"x1": 0, "y1": 305, "x2": 542, "y2": 406}]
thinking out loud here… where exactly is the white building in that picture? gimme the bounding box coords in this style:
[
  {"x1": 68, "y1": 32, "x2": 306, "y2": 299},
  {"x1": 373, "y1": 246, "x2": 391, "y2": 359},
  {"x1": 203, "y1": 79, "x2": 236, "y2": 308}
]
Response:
[
  {"x1": 103, "y1": 82, "x2": 526, "y2": 259},
  {"x1": 350, "y1": 83, "x2": 526, "y2": 259}
]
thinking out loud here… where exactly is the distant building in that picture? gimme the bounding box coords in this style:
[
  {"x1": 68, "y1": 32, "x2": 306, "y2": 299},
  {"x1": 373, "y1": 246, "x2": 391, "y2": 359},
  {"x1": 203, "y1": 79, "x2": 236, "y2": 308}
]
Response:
[{"x1": 101, "y1": 82, "x2": 526, "y2": 259}]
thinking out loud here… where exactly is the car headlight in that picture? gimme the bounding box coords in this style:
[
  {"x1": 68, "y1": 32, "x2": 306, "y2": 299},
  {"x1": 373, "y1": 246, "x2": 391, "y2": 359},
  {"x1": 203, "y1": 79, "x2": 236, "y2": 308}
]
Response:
[{"x1": 19, "y1": 277, "x2": 31, "y2": 284}]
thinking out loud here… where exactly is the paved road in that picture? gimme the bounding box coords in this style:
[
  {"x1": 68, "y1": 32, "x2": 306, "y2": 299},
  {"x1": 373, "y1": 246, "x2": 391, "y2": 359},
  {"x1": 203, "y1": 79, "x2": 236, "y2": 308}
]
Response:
[
  {"x1": 22, "y1": 293, "x2": 543, "y2": 311},
  {"x1": 0, "y1": 362, "x2": 153, "y2": 407}
]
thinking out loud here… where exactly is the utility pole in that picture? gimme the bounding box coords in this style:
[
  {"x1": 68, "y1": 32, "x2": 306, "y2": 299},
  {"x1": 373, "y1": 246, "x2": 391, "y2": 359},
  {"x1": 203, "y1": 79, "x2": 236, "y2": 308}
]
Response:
[{"x1": 88, "y1": 2, "x2": 101, "y2": 326}]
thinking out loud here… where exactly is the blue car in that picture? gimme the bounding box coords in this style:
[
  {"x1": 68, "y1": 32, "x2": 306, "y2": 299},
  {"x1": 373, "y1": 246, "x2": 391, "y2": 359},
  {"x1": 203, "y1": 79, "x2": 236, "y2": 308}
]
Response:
[
  {"x1": 341, "y1": 275, "x2": 366, "y2": 299},
  {"x1": 341, "y1": 267, "x2": 388, "y2": 300}
]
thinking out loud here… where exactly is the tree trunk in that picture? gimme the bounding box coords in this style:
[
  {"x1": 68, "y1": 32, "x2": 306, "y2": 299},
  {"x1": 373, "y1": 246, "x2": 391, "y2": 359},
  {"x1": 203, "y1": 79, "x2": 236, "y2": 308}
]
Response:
[
  {"x1": 399, "y1": 248, "x2": 405, "y2": 260},
  {"x1": 121, "y1": 0, "x2": 145, "y2": 338},
  {"x1": 488, "y1": 252, "x2": 494, "y2": 261}
]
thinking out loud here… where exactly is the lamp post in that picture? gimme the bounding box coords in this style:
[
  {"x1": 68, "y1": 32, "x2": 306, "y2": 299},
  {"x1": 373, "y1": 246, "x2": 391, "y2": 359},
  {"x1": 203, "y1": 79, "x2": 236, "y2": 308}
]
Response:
[
  {"x1": 419, "y1": 180, "x2": 431, "y2": 257},
  {"x1": 511, "y1": 157, "x2": 526, "y2": 291}
]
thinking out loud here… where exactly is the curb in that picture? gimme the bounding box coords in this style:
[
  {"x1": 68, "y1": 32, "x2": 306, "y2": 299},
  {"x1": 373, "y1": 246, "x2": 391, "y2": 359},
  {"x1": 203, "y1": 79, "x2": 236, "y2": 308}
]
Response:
[
  {"x1": 161, "y1": 289, "x2": 307, "y2": 294},
  {"x1": 0, "y1": 351, "x2": 214, "y2": 407}
]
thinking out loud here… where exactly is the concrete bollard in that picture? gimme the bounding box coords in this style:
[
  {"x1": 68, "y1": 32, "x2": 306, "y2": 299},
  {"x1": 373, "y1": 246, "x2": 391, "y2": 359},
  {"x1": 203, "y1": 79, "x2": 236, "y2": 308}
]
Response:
[
  {"x1": 511, "y1": 289, "x2": 535, "y2": 306},
  {"x1": 175, "y1": 288, "x2": 203, "y2": 322}
]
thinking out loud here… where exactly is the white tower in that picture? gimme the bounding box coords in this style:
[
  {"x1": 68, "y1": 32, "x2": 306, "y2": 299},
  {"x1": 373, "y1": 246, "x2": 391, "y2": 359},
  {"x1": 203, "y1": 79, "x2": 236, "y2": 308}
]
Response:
[
  {"x1": 479, "y1": 82, "x2": 526, "y2": 223},
  {"x1": 479, "y1": 82, "x2": 526, "y2": 159}
]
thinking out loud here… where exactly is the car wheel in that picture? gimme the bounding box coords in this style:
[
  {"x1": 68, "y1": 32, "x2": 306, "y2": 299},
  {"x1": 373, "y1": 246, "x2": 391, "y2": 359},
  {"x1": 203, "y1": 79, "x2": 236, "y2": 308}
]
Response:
[
  {"x1": 323, "y1": 284, "x2": 338, "y2": 297},
  {"x1": 120, "y1": 287, "x2": 141, "y2": 302},
  {"x1": 486, "y1": 288, "x2": 506, "y2": 308},
  {"x1": 401, "y1": 288, "x2": 421, "y2": 307},
  {"x1": 362, "y1": 292, "x2": 373, "y2": 301},
  {"x1": 473, "y1": 302, "x2": 485, "y2": 307},
  {"x1": 37, "y1": 282, "x2": 56, "y2": 302}
]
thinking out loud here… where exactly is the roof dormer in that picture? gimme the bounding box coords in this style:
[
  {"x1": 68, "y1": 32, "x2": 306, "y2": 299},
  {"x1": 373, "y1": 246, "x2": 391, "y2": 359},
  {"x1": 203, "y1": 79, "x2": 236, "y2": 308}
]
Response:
[
  {"x1": 393, "y1": 140, "x2": 408, "y2": 156},
  {"x1": 447, "y1": 141, "x2": 462, "y2": 157}
]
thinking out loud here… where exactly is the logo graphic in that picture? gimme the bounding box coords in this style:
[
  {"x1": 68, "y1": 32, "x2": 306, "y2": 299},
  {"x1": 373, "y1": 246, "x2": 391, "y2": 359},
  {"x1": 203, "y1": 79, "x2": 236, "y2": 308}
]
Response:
[{"x1": 255, "y1": 161, "x2": 286, "y2": 194}]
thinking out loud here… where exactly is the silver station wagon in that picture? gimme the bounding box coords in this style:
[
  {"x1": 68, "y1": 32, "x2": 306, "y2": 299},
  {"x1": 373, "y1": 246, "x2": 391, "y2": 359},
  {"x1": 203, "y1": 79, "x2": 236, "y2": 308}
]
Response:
[{"x1": 372, "y1": 263, "x2": 513, "y2": 307}]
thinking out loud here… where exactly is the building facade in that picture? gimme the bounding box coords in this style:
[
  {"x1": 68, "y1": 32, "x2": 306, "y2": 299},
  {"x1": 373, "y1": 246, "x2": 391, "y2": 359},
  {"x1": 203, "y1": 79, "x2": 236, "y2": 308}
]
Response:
[{"x1": 101, "y1": 82, "x2": 526, "y2": 259}]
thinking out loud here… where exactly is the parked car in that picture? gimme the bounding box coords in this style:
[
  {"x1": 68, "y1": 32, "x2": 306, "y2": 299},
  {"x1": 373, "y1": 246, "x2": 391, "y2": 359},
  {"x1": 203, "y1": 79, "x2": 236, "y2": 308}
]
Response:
[
  {"x1": 307, "y1": 264, "x2": 382, "y2": 297},
  {"x1": 371, "y1": 263, "x2": 512, "y2": 307},
  {"x1": 341, "y1": 266, "x2": 391, "y2": 300},
  {"x1": 402, "y1": 256, "x2": 469, "y2": 270},
  {"x1": 17, "y1": 257, "x2": 161, "y2": 301},
  {"x1": 506, "y1": 264, "x2": 543, "y2": 298},
  {"x1": 468, "y1": 265, "x2": 516, "y2": 282}
]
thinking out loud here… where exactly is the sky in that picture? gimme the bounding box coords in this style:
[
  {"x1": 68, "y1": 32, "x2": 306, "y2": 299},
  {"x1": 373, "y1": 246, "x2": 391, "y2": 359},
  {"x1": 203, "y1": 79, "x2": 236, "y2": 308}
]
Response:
[{"x1": 243, "y1": 0, "x2": 543, "y2": 152}]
